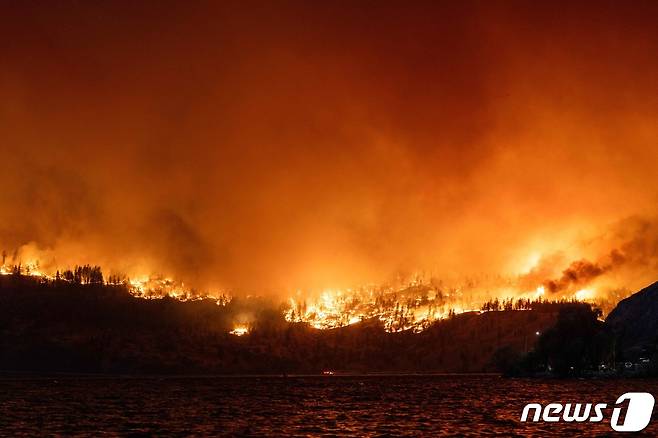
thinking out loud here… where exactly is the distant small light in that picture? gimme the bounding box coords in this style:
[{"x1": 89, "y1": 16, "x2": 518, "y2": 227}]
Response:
[{"x1": 535, "y1": 331, "x2": 540, "y2": 336}]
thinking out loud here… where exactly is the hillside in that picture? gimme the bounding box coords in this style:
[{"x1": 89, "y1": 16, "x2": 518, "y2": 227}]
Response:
[
  {"x1": 0, "y1": 275, "x2": 574, "y2": 374},
  {"x1": 606, "y1": 281, "x2": 658, "y2": 361}
]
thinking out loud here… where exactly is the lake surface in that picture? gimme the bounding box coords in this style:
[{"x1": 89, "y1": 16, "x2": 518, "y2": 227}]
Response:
[{"x1": 1, "y1": 375, "x2": 657, "y2": 436}]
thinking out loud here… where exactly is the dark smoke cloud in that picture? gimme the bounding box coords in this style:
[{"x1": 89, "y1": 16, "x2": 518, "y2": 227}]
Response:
[{"x1": 544, "y1": 258, "x2": 612, "y2": 294}]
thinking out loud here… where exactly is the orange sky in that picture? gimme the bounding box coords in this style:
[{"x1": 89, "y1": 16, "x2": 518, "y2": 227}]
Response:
[{"x1": 1, "y1": 1, "x2": 658, "y2": 294}]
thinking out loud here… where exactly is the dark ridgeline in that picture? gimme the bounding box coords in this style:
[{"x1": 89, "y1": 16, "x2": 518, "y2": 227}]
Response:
[
  {"x1": 499, "y1": 281, "x2": 658, "y2": 378},
  {"x1": 501, "y1": 305, "x2": 614, "y2": 377},
  {"x1": 0, "y1": 267, "x2": 652, "y2": 377},
  {"x1": 607, "y1": 281, "x2": 658, "y2": 372}
]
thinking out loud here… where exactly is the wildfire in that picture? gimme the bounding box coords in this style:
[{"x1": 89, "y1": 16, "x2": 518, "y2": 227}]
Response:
[
  {"x1": 0, "y1": 261, "x2": 231, "y2": 306},
  {"x1": 127, "y1": 275, "x2": 226, "y2": 302},
  {"x1": 534, "y1": 286, "x2": 545, "y2": 298},
  {"x1": 283, "y1": 278, "x2": 600, "y2": 333},
  {"x1": 112, "y1": 274, "x2": 232, "y2": 305},
  {"x1": 230, "y1": 324, "x2": 249, "y2": 336},
  {"x1": 1, "y1": 256, "x2": 602, "y2": 335},
  {"x1": 575, "y1": 288, "x2": 595, "y2": 301},
  {"x1": 0, "y1": 261, "x2": 54, "y2": 280},
  {"x1": 284, "y1": 283, "x2": 481, "y2": 333}
]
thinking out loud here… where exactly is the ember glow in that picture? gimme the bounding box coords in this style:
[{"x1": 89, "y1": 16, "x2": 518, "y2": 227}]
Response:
[
  {"x1": 1, "y1": 255, "x2": 601, "y2": 335},
  {"x1": 126, "y1": 275, "x2": 230, "y2": 304},
  {"x1": 283, "y1": 276, "x2": 602, "y2": 333},
  {"x1": 229, "y1": 324, "x2": 249, "y2": 337},
  {"x1": 1, "y1": 2, "x2": 658, "y2": 323},
  {"x1": 284, "y1": 282, "x2": 479, "y2": 332},
  {"x1": 0, "y1": 259, "x2": 232, "y2": 305}
]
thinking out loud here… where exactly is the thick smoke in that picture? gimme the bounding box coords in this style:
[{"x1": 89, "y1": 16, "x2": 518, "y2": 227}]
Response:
[
  {"x1": 520, "y1": 217, "x2": 658, "y2": 298},
  {"x1": 544, "y1": 259, "x2": 609, "y2": 294},
  {"x1": 1, "y1": 2, "x2": 658, "y2": 294},
  {"x1": 542, "y1": 250, "x2": 626, "y2": 294}
]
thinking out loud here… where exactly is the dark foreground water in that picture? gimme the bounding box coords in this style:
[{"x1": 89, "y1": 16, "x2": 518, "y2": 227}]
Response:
[{"x1": 1, "y1": 375, "x2": 657, "y2": 436}]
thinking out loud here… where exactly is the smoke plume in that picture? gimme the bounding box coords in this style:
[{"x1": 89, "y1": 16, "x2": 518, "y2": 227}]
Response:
[{"x1": 1, "y1": 2, "x2": 658, "y2": 296}]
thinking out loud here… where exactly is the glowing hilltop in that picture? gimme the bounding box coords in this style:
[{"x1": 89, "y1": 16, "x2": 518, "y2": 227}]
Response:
[{"x1": 0, "y1": 259, "x2": 602, "y2": 335}]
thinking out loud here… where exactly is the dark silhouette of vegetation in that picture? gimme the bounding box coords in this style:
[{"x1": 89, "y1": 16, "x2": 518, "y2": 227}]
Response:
[
  {"x1": 503, "y1": 305, "x2": 614, "y2": 377},
  {"x1": 0, "y1": 267, "x2": 642, "y2": 377},
  {"x1": 481, "y1": 296, "x2": 586, "y2": 312},
  {"x1": 64, "y1": 265, "x2": 104, "y2": 284},
  {"x1": 0, "y1": 271, "x2": 571, "y2": 375}
]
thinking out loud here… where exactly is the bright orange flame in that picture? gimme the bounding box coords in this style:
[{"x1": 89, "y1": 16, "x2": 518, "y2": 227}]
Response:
[
  {"x1": 575, "y1": 288, "x2": 595, "y2": 301},
  {"x1": 230, "y1": 324, "x2": 249, "y2": 336},
  {"x1": 1, "y1": 256, "x2": 601, "y2": 334},
  {"x1": 284, "y1": 283, "x2": 482, "y2": 333}
]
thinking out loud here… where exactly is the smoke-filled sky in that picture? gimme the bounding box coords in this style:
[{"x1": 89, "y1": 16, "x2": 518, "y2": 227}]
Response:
[{"x1": 1, "y1": 1, "x2": 658, "y2": 294}]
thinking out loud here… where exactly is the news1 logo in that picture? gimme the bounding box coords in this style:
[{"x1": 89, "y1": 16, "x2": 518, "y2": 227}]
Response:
[{"x1": 520, "y1": 392, "x2": 655, "y2": 432}]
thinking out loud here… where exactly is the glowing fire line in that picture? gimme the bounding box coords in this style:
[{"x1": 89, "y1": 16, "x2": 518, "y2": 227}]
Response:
[{"x1": 1, "y1": 261, "x2": 598, "y2": 334}]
